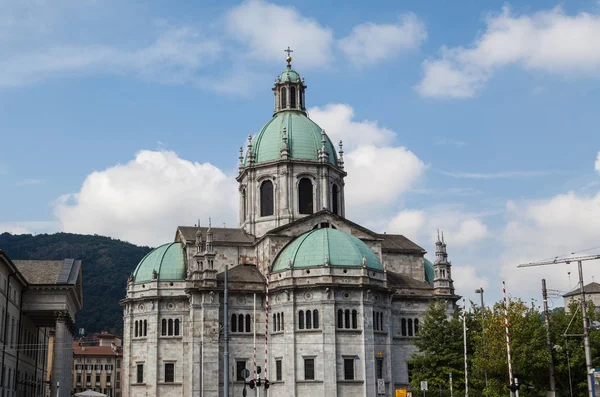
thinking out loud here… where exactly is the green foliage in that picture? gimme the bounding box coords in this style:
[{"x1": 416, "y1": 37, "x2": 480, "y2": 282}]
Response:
[
  {"x1": 408, "y1": 300, "x2": 466, "y2": 395},
  {"x1": 0, "y1": 232, "x2": 151, "y2": 335}
]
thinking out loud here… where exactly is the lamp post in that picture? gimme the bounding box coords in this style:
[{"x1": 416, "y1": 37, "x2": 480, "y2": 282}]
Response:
[{"x1": 475, "y1": 288, "x2": 489, "y2": 397}]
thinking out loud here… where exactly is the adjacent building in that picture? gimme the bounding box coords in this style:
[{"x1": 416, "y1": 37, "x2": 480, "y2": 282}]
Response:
[
  {"x1": 563, "y1": 282, "x2": 600, "y2": 311},
  {"x1": 72, "y1": 333, "x2": 123, "y2": 397},
  {"x1": 0, "y1": 250, "x2": 83, "y2": 397},
  {"x1": 121, "y1": 55, "x2": 459, "y2": 397}
]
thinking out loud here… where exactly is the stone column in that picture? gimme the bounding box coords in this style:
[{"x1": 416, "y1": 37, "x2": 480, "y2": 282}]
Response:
[
  {"x1": 362, "y1": 295, "x2": 376, "y2": 397},
  {"x1": 322, "y1": 290, "x2": 337, "y2": 397},
  {"x1": 51, "y1": 311, "x2": 72, "y2": 397},
  {"x1": 201, "y1": 292, "x2": 220, "y2": 397}
]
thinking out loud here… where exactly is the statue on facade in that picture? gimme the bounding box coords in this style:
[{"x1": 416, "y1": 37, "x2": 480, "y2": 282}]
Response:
[
  {"x1": 152, "y1": 269, "x2": 158, "y2": 280},
  {"x1": 127, "y1": 273, "x2": 134, "y2": 284}
]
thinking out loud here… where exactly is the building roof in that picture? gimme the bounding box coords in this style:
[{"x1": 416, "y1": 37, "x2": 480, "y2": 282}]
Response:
[
  {"x1": 72, "y1": 342, "x2": 122, "y2": 357},
  {"x1": 217, "y1": 264, "x2": 265, "y2": 283},
  {"x1": 386, "y1": 271, "x2": 434, "y2": 291},
  {"x1": 272, "y1": 228, "x2": 383, "y2": 272},
  {"x1": 246, "y1": 111, "x2": 338, "y2": 166},
  {"x1": 177, "y1": 226, "x2": 254, "y2": 245},
  {"x1": 378, "y1": 234, "x2": 426, "y2": 254},
  {"x1": 563, "y1": 282, "x2": 600, "y2": 297},
  {"x1": 13, "y1": 258, "x2": 82, "y2": 285},
  {"x1": 133, "y1": 242, "x2": 185, "y2": 283}
]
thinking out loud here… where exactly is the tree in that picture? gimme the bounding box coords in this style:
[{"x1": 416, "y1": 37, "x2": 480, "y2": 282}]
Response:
[{"x1": 408, "y1": 299, "x2": 466, "y2": 395}]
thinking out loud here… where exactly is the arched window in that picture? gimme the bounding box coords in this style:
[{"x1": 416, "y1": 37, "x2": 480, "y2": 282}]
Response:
[
  {"x1": 313, "y1": 310, "x2": 319, "y2": 329},
  {"x1": 281, "y1": 313, "x2": 284, "y2": 330},
  {"x1": 280, "y1": 87, "x2": 287, "y2": 109},
  {"x1": 246, "y1": 314, "x2": 251, "y2": 333},
  {"x1": 231, "y1": 315, "x2": 237, "y2": 333},
  {"x1": 414, "y1": 318, "x2": 419, "y2": 335},
  {"x1": 238, "y1": 314, "x2": 244, "y2": 333},
  {"x1": 345, "y1": 310, "x2": 350, "y2": 329},
  {"x1": 290, "y1": 86, "x2": 296, "y2": 108},
  {"x1": 273, "y1": 313, "x2": 277, "y2": 331},
  {"x1": 260, "y1": 180, "x2": 274, "y2": 217},
  {"x1": 338, "y1": 309, "x2": 343, "y2": 328},
  {"x1": 162, "y1": 319, "x2": 167, "y2": 336},
  {"x1": 175, "y1": 319, "x2": 180, "y2": 336},
  {"x1": 143, "y1": 320, "x2": 147, "y2": 336},
  {"x1": 380, "y1": 313, "x2": 384, "y2": 331},
  {"x1": 401, "y1": 318, "x2": 407, "y2": 336},
  {"x1": 168, "y1": 319, "x2": 173, "y2": 336},
  {"x1": 298, "y1": 178, "x2": 313, "y2": 215},
  {"x1": 299, "y1": 89, "x2": 304, "y2": 109},
  {"x1": 332, "y1": 184, "x2": 339, "y2": 215},
  {"x1": 134, "y1": 321, "x2": 138, "y2": 337},
  {"x1": 408, "y1": 319, "x2": 413, "y2": 337},
  {"x1": 306, "y1": 310, "x2": 312, "y2": 329},
  {"x1": 352, "y1": 310, "x2": 358, "y2": 329},
  {"x1": 298, "y1": 310, "x2": 304, "y2": 329}
]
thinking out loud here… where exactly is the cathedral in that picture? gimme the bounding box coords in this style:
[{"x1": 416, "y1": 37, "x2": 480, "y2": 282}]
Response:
[{"x1": 120, "y1": 54, "x2": 458, "y2": 397}]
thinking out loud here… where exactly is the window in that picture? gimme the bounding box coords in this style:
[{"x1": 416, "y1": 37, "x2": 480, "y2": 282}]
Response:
[
  {"x1": 260, "y1": 180, "x2": 274, "y2": 217},
  {"x1": 352, "y1": 310, "x2": 358, "y2": 329},
  {"x1": 408, "y1": 319, "x2": 413, "y2": 337},
  {"x1": 96, "y1": 375, "x2": 100, "y2": 383},
  {"x1": 401, "y1": 318, "x2": 407, "y2": 336},
  {"x1": 106, "y1": 375, "x2": 111, "y2": 383},
  {"x1": 298, "y1": 310, "x2": 304, "y2": 330},
  {"x1": 332, "y1": 184, "x2": 339, "y2": 215},
  {"x1": 414, "y1": 318, "x2": 419, "y2": 335},
  {"x1": 236, "y1": 361, "x2": 247, "y2": 381},
  {"x1": 245, "y1": 314, "x2": 251, "y2": 333},
  {"x1": 238, "y1": 314, "x2": 244, "y2": 333},
  {"x1": 345, "y1": 310, "x2": 350, "y2": 329},
  {"x1": 290, "y1": 86, "x2": 296, "y2": 108},
  {"x1": 136, "y1": 364, "x2": 144, "y2": 384},
  {"x1": 231, "y1": 314, "x2": 237, "y2": 333},
  {"x1": 338, "y1": 309, "x2": 358, "y2": 329},
  {"x1": 162, "y1": 319, "x2": 167, "y2": 336},
  {"x1": 374, "y1": 311, "x2": 384, "y2": 331},
  {"x1": 175, "y1": 319, "x2": 180, "y2": 336},
  {"x1": 337, "y1": 310, "x2": 343, "y2": 328},
  {"x1": 376, "y1": 359, "x2": 384, "y2": 379},
  {"x1": 164, "y1": 363, "x2": 174, "y2": 383},
  {"x1": 280, "y1": 87, "x2": 287, "y2": 109},
  {"x1": 242, "y1": 188, "x2": 247, "y2": 221},
  {"x1": 273, "y1": 313, "x2": 278, "y2": 331},
  {"x1": 298, "y1": 178, "x2": 313, "y2": 214},
  {"x1": 143, "y1": 320, "x2": 147, "y2": 336},
  {"x1": 299, "y1": 89, "x2": 304, "y2": 109},
  {"x1": 306, "y1": 310, "x2": 311, "y2": 329},
  {"x1": 344, "y1": 358, "x2": 355, "y2": 380},
  {"x1": 168, "y1": 319, "x2": 173, "y2": 336},
  {"x1": 304, "y1": 358, "x2": 315, "y2": 380},
  {"x1": 313, "y1": 310, "x2": 319, "y2": 329},
  {"x1": 276, "y1": 359, "x2": 282, "y2": 381}
]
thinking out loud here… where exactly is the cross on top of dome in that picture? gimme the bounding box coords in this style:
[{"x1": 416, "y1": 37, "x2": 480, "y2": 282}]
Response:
[{"x1": 284, "y1": 46, "x2": 293, "y2": 66}]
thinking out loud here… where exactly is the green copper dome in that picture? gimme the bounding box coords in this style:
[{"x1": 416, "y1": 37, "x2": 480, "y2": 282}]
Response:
[
  {"x1": 247, "y1": 111, "x2": 338, "y2": 166},
  {"x1": 272, "y1": 228, "x2": 383, "y2": 272},
  {"x1": 133, "y1": 242, "x2": 186, "y2": 283},
  {"x1": 424, "y1": 258, "x2": 434, "y2": 286},
  {"x1": 278, "y1": 68, "x2": 301, "y2": 83}
]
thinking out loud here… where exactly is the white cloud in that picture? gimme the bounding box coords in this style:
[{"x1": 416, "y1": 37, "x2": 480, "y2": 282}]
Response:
[
  {"x1": 417, "y1": 6, "x2": 600, "y2": 98},
  {"x1": 0, "y1": 26, "x2": 221, "y2": 87},
  {"x1": 225, "y1": 0, "x2": 333, "y2": 68},
  {"x1": 596, "y1": 151, "x2": 600, "y2": 173},
  {"x1": 452, "y1": 265, "x2": 489, "y2": 297},
  {"x1": 338, "y1": 13, "x2": 427, "y2": 67},
  {"x1": 500, "y1": 189, "x2": 600, "y2": 300},
  {"x1": 308, "y1": 103, "x2": 425, "y2": 215},
  {"x1": 440, "y1": 170, "x2": 554, "y2": 179},
  {"x1": 0, "y1": 221, "x2": 59, "y2": 235},
  {"x1": 309, "y1": 104, "x2": 395, "y2": 150},
  {"x1": 54, "y1": 150, "x2": 238, "y2": 246},
  {"x1": 387, "y1": 209, "x2": 425, "y2": 238}
]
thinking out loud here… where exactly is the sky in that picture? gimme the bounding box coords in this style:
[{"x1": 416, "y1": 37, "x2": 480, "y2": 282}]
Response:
[{"x1": 2, "y1": 0, "x2": 600, "y2": 309}]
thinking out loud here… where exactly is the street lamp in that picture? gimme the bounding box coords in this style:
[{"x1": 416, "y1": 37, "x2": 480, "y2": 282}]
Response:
[{"x1": 475, "y1": 288, "x2": 489, "y2": 397}]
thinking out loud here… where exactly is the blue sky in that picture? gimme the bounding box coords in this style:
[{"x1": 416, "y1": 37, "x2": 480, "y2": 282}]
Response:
[{"x1": 2, "y1": 0, "x2": 600, "y2": 306}]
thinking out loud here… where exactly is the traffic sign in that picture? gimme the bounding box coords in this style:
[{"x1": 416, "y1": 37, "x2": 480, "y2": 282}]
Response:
[{"x1": 420, "y1": 381, "x2": 428, "y2": 391}]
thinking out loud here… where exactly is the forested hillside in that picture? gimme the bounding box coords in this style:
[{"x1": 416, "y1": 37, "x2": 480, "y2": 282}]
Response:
[{"x1": 0, "y1": 232, "x2": 152, "y2": 335}]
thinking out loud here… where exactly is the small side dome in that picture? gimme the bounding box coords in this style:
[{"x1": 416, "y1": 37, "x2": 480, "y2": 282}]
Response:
[
  {"x1": 133, "y1": 242, "x2": 185, "y2": 283},
  {"x1": 272, "y1": 228, "x2": 383, "y2": 272},
  {"x1": 424, "y1": 258, "x2": 434, "y2": 286}
]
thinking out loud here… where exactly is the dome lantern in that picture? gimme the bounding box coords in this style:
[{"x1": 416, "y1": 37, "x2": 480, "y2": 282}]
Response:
[{"x1": 273, "y1": 47, "x2": 306, "y2": 115}]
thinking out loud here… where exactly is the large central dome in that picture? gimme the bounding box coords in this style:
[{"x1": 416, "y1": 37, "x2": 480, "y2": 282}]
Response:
[{"x1": 248, "y1": 111, "x2": 338, "y2": 166}]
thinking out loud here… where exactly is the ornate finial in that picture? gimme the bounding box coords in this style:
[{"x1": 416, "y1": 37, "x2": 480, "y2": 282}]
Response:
[
  {"x1": 152, "y1": 269, "x2": 158, "y2": 280},
  {"x1": 284, "y1": 46, "x2": 293, "y2": 66},
  {"x1": 441, "y1": 231, "x2": 445, "y2": 243},
  {"x1": 281, "y1": 127, "x2": 289, "y2": 158},
  {"x1": 437, "y1": 229, "x2": 440, "y2": 242},
  {"x1": 325, "y1": 254, "x2": 329, "y2": 266},
  {"x1": 238, "y1": 146, "x2": 244, "y2": 168},
  {"x1": 362, "y1": 255, "x2": 367, "y2": 268},
  {"x1": 208, "y1": 217, "x2": 212, "y2": 230},
  {"x1": 338, "y1": 140, "x2": 344, "y2": 169},
  {"x1": 246, "y1": 134, "x2": 255, "y2": 165},
  {"x1": 319, "y1": 129, "x2": 328, "y2": 162}
]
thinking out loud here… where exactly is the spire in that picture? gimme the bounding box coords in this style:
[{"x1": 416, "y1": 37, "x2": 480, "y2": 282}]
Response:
[
  {"x1": 319, "y1": 129, "x2": 328, "y2": 162},
  {"x1": 441, "y1": 231, "x2": 448, "y2": 261},
  {"x1": 238, "y1": 146, "x2": 244, "y2": 171},
  {"x1": 281, "y1": 127, "x2": 289, "y2": 159},
  {"x1": 246, "y1": 135, "x2": 255, "y2": 165},
  {"x1": 195, "y1": 219, "x2": 203, "y2": 254},
  {"x1": 434, "y1": 229, "x2": 444, "y2": 264},
  {"x1": 338, "y1": 140, "x2": 344, "y2": 170},
  {"x1": 206, "y1": 217, "x2": 213, "y2": 253}
]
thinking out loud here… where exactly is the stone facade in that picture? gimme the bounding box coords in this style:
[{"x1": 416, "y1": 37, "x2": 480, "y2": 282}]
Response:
[{"x1": 121, "y1": 57, "x2": 459, "y2": 397}]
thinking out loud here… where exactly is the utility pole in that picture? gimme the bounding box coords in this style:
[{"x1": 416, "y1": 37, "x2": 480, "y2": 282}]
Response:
[
  {"x1": 475, "y1": 288, "x2": 488, "y2": 397},
  {"x1": 518, "y1": 254, "x2": 600, "y2": 397},
  {"x1": 462, "y1": 299, "x2": 469, "y2": 397},
  {"x1": 541, "y1": 279, "x2": 556, "y2": 397}
]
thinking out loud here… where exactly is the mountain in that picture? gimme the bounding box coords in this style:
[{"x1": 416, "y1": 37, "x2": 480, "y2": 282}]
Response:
[{"x1": 0, "y1": 232, "x2": 152, "y2": 335}]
